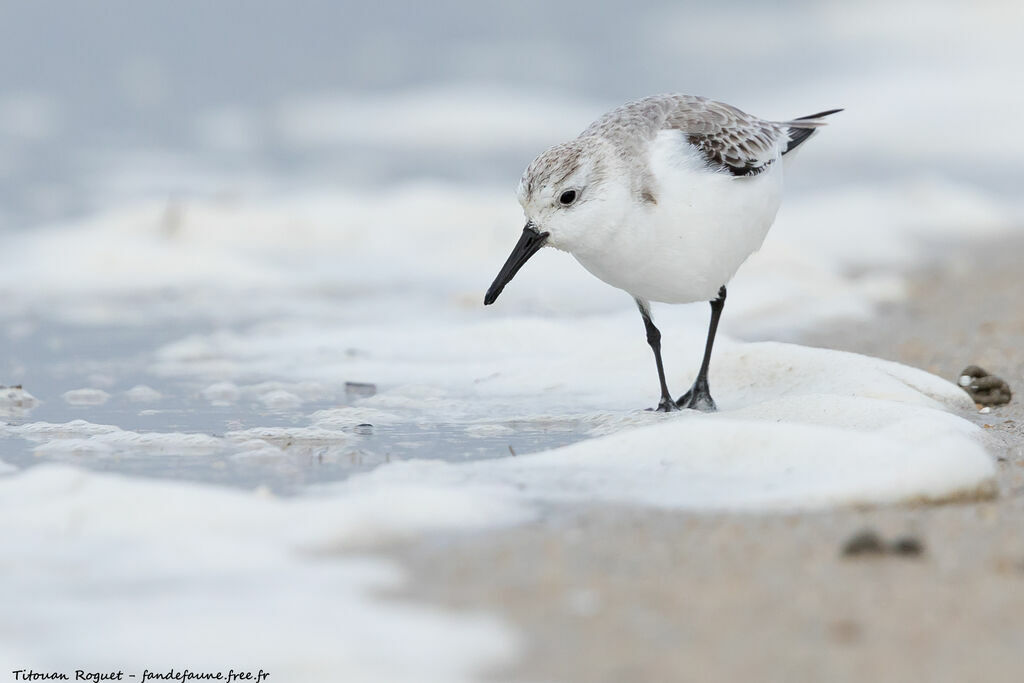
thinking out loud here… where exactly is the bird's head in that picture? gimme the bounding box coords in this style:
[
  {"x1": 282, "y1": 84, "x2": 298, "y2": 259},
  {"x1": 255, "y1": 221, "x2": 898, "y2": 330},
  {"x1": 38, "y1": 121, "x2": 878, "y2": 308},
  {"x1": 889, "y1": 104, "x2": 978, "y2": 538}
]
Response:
[{"x1": 484, "y1": 137, "x2": 631, "y2": 305}]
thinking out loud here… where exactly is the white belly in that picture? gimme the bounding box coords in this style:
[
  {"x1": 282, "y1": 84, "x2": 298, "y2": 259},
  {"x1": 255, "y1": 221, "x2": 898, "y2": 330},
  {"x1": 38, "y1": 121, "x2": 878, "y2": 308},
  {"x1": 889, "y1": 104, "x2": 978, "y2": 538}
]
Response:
[{"x1": 573, "y1": 130, "x2": 784, "y2": 304}]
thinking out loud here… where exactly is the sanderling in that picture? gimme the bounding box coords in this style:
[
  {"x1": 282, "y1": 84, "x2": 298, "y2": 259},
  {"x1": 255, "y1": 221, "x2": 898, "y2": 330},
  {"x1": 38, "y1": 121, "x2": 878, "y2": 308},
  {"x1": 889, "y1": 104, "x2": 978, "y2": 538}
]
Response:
[{"x1": 484, "y1": 94, "x2": 840, "y2": 412}]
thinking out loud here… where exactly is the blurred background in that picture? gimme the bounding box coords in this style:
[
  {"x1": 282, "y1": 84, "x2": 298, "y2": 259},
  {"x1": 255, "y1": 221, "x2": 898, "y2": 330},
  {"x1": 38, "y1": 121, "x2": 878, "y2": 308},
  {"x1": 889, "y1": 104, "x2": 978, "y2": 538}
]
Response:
[{"x1": 2, "y1": 0, "x2": 1022, "y2": 231}]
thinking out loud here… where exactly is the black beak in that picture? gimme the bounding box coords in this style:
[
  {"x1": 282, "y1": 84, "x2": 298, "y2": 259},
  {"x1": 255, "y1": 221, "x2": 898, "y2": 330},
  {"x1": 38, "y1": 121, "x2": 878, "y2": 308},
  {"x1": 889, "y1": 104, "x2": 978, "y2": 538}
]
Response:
[{"x1": 484, "y1": 223, "x2": 549, "y2": 305}]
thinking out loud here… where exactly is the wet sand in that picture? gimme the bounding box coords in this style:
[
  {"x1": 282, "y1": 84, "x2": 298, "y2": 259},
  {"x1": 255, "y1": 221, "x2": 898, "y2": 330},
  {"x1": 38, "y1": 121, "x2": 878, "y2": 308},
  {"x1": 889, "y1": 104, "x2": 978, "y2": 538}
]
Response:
[{"x1": 381, "y1": 235, "x2": 1024, "y2": 682}]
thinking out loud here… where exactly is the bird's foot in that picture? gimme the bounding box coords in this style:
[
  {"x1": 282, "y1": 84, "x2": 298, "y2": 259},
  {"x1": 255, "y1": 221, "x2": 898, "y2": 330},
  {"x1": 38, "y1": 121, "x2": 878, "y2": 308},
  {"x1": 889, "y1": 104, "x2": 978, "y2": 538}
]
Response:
[
  {"x1": 676, "y1": 381, "x2": 717, "y2": 412},
  {"x1": 646, "y1": 396, "x2": 681, "y2": 413},
  {"x1": 656, "y1": 396, "x2": 681, "y2": 412}
]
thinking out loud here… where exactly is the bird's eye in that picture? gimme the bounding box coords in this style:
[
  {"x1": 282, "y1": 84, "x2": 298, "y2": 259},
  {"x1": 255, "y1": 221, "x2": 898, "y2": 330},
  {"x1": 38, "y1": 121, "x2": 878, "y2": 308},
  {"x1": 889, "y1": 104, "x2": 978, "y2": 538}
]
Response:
[{"x1": 558, "y1": 189, "x2": 578, "y2": 206}]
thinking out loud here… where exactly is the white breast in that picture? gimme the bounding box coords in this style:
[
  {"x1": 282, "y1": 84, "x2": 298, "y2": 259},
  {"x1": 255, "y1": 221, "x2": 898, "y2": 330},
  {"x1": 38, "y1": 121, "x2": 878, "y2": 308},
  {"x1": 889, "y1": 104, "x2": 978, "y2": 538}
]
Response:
[{"x1": 572, "y1": 129, "x2": 784, "y2": 304}]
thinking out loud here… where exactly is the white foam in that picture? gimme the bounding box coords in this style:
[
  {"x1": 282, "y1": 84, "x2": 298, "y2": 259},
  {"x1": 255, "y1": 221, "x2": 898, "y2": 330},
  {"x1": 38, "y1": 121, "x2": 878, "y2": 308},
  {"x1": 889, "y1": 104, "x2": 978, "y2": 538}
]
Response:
[
  {"x1": 0, "y1": 385, "x2": 38, "y2": 418},
  {"x1": 5, "y1": 421, "x2": 359, "y2": 466},
  {"x1": 6, "y1": 419, "x2": 122, "y2": 440},
  {"x1": 6, "y1": 421, "x2": 223, "y2": 458},
  {"x1": 33, "y1": 432, "x2": 221, "y2": 459},
  {"x1": 124, "y1": 384, "x2": 162, "y2": 403},
  {"x1": 225, "y1": 427, "x2": 355, "y2": 463},
  {"x1": 5, "y1": 341, "x2": 993, "y2": 510},
  {"x1": 61, "y1": 388, "x2": 111, "y2": 406},
  {"x1": 0, "y1": 172, "x2": 1017, "y2": 335},
  {"x1": 0, "y1": 465, "x2": 524, "y2": 679},
  {"x1": 360, "y1": 418, "x2": 989, "y2": 512},
  {"x1": 201, "y1": 380, "x2": 241, "y2": 403},
  {"x1": 311, "y1": 406, "x2": 404, "y2": 428},
  {"x1": 259, "y1": 389, "x2": 303, "y2": 410},
  {"x1": 341, "y1": 342, "x2": 993, "y2": 511}
]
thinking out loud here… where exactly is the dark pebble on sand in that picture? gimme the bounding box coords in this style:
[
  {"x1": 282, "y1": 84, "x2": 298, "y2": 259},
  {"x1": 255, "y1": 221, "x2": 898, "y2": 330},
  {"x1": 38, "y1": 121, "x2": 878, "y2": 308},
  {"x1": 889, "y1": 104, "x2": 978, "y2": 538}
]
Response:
[
  {"x1": 958, "y1": 365, "x2": 1012, "y2": 406},
  {"x1": 842, "y1": 529, "x2": 924, "y2": 558},
  {"x1": 841, "y1": 529, "x2": 886, "y2": 556},
  {"x1": 890, "y1": 536, "x2": 924, "y2": 556}
]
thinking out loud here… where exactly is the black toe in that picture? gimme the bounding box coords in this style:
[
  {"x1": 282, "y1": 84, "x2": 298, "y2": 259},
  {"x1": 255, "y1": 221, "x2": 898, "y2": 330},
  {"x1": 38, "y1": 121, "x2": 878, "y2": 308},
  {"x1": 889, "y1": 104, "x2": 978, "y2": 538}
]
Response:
[
  {"x1": 655, "y1": 397, "x2": 681, "y2": 412},
  {"x1": 676, "y1": 382, "x2": 717, "y2": 412}
]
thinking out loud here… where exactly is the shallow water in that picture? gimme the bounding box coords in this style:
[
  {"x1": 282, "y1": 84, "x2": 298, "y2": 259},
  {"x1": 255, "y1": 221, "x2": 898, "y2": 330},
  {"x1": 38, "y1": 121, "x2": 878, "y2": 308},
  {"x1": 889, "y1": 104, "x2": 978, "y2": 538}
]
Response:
[{"x1": 0, "y1": 322, "x2": 588, "y2": 494}]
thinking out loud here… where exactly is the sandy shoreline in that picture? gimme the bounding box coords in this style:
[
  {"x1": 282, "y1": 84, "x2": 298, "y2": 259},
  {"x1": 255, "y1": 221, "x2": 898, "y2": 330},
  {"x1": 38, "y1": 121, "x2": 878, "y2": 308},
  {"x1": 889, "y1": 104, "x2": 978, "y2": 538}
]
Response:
[{"x1": 382, "y1": 235, "x2": 1024, "y2": 682}]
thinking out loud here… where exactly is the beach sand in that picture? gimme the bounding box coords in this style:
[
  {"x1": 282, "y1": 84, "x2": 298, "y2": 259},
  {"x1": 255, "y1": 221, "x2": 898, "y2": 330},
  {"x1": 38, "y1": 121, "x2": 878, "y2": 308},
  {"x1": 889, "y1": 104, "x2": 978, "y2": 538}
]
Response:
[{"x1": 381, "y1": 235, "x2": 1024, "y2": 683}]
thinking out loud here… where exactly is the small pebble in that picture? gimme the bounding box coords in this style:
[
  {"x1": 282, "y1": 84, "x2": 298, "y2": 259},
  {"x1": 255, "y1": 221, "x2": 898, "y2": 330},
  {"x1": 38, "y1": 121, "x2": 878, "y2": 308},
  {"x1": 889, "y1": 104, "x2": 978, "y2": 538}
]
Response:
[
  {"x1": 957, "y1": 365, "x2": 1011, "y2": 406},
  {"x1": 354, "y1": 423, "x2": 374, "y2": 435},
  {"x1": 842, "y1": 529, "x2": 924, "y2": 558},
  {"x1": 842, "y1": 529, "x2": 885, "y2": 556},
  {"x1": 890, "y1": 536, "x2": 924, "y2": 556}
]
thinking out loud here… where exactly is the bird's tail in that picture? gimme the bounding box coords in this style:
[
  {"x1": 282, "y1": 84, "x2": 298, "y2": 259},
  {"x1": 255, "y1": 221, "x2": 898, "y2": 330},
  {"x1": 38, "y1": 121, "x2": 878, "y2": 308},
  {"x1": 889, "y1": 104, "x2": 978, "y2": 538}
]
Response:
[{"x1": 780, "y1": 108, "x2": 843, "y2": 156}]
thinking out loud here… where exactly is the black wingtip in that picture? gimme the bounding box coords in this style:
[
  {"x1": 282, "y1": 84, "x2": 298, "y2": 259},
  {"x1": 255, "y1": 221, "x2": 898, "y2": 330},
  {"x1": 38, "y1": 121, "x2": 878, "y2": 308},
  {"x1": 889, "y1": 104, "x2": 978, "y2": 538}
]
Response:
[
  {"x1": 783, "y1": 108, "x2": 843, "y2": 155},
  {"x1": 783, "y1": 128, "x2": 815, "y2": 154},
  {"x1": 794, "y1": 108, "x2": 844, "y2": 121}
]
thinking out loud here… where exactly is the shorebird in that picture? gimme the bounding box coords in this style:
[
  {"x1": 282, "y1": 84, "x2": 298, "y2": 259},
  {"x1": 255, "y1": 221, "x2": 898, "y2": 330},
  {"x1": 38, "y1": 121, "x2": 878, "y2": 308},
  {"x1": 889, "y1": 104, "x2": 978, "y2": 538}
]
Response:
[{"x1": 484, "y1": 94, "x2": 840, "y2": 412}]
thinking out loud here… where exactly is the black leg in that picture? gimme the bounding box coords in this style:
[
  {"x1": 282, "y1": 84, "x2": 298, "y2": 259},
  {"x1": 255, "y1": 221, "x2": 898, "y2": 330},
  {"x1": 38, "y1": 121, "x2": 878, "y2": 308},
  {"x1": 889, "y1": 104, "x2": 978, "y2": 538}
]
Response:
[
  {"x1": 636, "y1": 299, "x2": 678, "y2": 412},
  {"x1": 676, "y1": 286, "x2": 726, "y2": 412}
]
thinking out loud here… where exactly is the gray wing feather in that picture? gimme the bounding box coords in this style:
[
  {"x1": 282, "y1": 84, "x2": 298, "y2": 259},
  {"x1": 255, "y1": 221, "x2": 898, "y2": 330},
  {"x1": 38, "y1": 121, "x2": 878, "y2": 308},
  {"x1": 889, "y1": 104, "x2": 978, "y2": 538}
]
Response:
[{"x1": 583, "y1": 94, "x2": 794, "y2": 177}]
